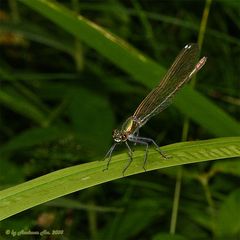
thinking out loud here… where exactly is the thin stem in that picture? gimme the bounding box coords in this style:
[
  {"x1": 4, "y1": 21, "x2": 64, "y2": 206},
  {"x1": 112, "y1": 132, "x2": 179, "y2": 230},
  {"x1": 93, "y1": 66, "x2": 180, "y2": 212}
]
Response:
[
  {"x1": 71, "y1": 0, "x2": 84, "y2": 71},
  {"x1": 181, "y1": 120, "x2": 189, "y2": 143},
  {"x1": 170, "y1": 0, "x2": 212, "y2": 234},
  {"x1": 198, "y1": 175, "x2": 216, "y2": 235},
  {"x1": 198, "y1": 0, "x2": 213, "y2": 51},
  {"x1": 191, "y1": 0, "x2": 212, "y2": 88},
  {"x1": 131, "y1": 0, "x2": 159, "y2": 58},
  {"x1": 204, "y1": 182, "x2": 215, "y2": 214},
  {"x1": 8, "y1": 0, "x2": 20, "y2": 23},
  {"x1": 87, "y1": 201, "x2": 98, "y2": 240},
  {"x1": 45, "y1": 97, "x2": 69, "y2": 127},
  {"x1": 169, "y1": 167, "x2": 183, "y2": 234}
]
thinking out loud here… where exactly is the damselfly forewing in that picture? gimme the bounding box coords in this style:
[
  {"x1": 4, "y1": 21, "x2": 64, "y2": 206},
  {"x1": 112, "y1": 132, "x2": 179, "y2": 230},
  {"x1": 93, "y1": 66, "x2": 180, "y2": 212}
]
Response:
[{"x1": 104, "y1": 43, "x2": 207, "y2": 175}]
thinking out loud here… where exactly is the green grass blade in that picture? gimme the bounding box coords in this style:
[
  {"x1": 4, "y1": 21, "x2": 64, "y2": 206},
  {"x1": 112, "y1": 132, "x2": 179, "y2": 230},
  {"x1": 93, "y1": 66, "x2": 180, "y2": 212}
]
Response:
[
  {"x1": 19, "y1": 0, "x2": 164, "y2": 86},
  {"x1": 68, "y1": 88, "x2": 114, "y2": 154},
  {"x1": 0, "y1": 137, "x2": 240, "y2": 221},
  {"x1": 19, "y1": 0, "x2": 240, "y2": 136},
  {"x1": 0, "y1": 22, "x2": 74, "y2": 54},
  {"x1": 0, "y1": 88, "x2": 47, "y2": 126},
  {"x1": 174, "y1": 87, "x2": 240, "y2": 136},
  {"x1": 216, "y1": 189, "x2": 240, "y2": 237},
  {"x1": 0, "y1": 126, "x2": 70, "y2": 154}
]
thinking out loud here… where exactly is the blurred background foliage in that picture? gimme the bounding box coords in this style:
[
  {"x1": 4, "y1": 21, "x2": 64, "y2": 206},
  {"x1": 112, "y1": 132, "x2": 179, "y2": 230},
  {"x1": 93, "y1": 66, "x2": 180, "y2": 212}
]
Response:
[{"x1": 0, "y1": 0, "x2": 240, "y2": 239}]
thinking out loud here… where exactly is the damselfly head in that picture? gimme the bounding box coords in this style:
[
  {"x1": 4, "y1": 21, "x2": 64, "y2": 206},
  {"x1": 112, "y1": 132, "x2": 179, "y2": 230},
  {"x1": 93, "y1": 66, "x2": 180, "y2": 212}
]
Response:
[{"x1": 112, "y1": 129, "x2": 128, "y2": 142}]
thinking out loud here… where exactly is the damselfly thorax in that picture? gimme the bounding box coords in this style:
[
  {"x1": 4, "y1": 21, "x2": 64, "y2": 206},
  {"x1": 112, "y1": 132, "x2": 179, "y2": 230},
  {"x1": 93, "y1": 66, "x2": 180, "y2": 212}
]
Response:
[
  {"x1": 104, "y1": 43, "x2": 207, "y2": 175},
  {"x1": 105, "y1": 115, "x2": 166, "y2": 175},
  {"x1": 112, "y1": 116, "x2": 140, "y2": 142}
]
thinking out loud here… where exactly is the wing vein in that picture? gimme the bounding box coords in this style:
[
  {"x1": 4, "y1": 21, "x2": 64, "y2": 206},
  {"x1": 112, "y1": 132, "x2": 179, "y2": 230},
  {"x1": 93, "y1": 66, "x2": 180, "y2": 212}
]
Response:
[{"x1": 133, "y1": 43, "x2": 206, "y2": 127}]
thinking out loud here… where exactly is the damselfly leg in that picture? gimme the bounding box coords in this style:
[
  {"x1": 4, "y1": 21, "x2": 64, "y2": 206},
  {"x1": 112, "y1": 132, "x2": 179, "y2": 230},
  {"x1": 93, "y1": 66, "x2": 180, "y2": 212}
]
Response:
[
  {"x1": 133, "y1": 129, "x2": 139, "y2": 146},
  {"x1": 103, "y1": 143, "x2": 117, "y2": 171},
  {"x1": 122, "y1": 141, "x2": 133, "y2": 175},
  {"x1": 104, "y1": 142, "x2": 134, "y2": 175},
  {"x1": 128, "y1": 134, "x2": 168, "y2": 171}
]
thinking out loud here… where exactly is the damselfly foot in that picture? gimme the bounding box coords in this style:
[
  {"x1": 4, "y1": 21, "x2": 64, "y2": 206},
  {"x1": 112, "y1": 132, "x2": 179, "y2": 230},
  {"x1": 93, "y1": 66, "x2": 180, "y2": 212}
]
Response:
[
  {"x1": 102, "y1": 143, "x2": 117, "y2": 172},
  {"x1": 155, "y1": 148, "x2": 170, "y2": 159}
]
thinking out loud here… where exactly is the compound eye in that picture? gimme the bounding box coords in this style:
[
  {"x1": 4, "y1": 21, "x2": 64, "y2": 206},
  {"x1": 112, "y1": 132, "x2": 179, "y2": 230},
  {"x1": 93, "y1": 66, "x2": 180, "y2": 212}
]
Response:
[
  {"x1": 122, "y1": 133, "x2": 128, "y2": 141},
  {"x1": 112, "y1": 129, "x2": 118, "y2": 137},
  {"x1": 112, "y1": 129, "x2": 122, "y2": 142}
]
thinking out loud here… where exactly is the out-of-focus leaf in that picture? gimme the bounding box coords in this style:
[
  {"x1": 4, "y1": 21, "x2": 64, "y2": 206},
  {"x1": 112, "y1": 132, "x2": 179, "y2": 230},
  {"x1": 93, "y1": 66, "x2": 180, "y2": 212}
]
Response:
[
  {"x1": 16, "y1": 72, "x2": 77, "y2": 81},
  {"x1": 0, "y1": 126, "x2": 70, "y2": 154},
  {"x1": 177, "y1": 216, "x2": 209, "y2": 240},
  {"x1": 103, "y1": 199, "x2": 166, "y2": 240},
  {"x1": 216, "y1": 189, "x2": 240, "y2": 238},
  {"x1": 0, "y1": 158, "x2": 24, "y2": 186},
  {"x1": 68, "y1": 88, "x2": 114, "y2": 155},
  {"x1": 211, "y1": 158, "x2": 240, "y2": 176},
  {"x1": 153, "y1": 233, "x2": 188, "y2": 240},
  {"x1": 174, "y1": 87, "x2": 240, "y2": 136},
  {"x1": 215, "y1": 0, "x2": 240, "y2": 8},
  {"x1": 0, "y1": 87, "x2": 47, "y2": 126},
  {"x1": 0, "y1": 22, "x2": 73, "y2": 54},
  {"x1": 45, "y1": 198, "x2": 122, "y2": 213},
  {"x1": 180, "y1": 201, "x2": 212, "y2": 231}
]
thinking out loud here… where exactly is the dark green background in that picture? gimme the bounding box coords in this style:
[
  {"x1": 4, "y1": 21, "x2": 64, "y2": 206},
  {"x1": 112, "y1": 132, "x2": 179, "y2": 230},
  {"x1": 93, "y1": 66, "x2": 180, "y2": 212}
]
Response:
[{"x1": 0, "y1": 0, "x2": 240, "y2": 239}]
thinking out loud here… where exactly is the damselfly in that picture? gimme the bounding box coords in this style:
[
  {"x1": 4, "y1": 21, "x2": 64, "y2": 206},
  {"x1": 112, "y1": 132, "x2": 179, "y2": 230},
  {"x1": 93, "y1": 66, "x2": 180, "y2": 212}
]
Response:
[{"x1": 104, "y1": 43, "x2": 207, "y2": 174}]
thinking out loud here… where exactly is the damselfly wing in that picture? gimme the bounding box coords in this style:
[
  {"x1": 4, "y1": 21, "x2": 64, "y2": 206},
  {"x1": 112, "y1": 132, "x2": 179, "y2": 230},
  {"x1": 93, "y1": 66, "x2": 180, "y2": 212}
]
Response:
[{"x1": 104, "y1": 43, "x2": 207, "y2": 174}]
